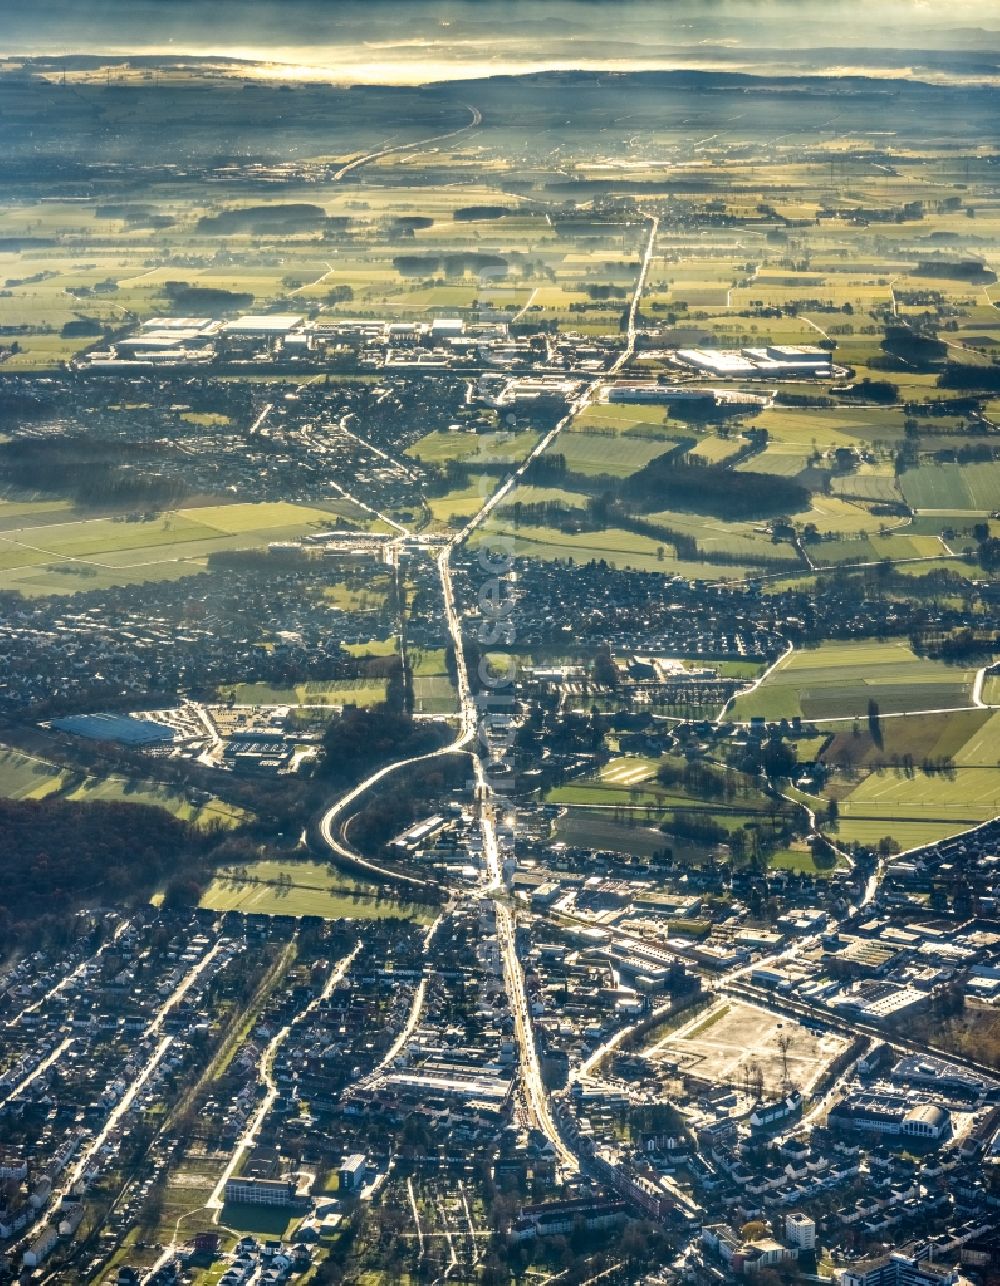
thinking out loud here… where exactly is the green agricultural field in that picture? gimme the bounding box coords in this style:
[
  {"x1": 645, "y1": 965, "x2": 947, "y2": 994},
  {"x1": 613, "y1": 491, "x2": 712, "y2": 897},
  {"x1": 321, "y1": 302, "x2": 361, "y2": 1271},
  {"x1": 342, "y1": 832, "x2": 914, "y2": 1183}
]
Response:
[
  {"x1": 643, "y1": 509, "x2": 796, "y2": 563},
  {"x1": 553, "y1": 430, "x2": 671, "y2": 478},
  {"x1": 554, "y1": 808, "x2": 689, "y2": 861},
  {"x1": 181, "y1": 501, "x2": 344, "y2": 533},
  {"x1": 899, "y1": 461, "x2": 1000, "y2": 511},
  {"x1": 471, "y1": 521, "x2": 663, "y2": 571},
  {"x1": 829, "y1": 471, "x2": 903, "y2": 503},
  {"x1": 63, "y1": 776, "x2": 247, "y2": 829},
  {"x1": 426, "y1": 476, "x2": 492, "y2": 525},
  {"x1": 472, "y1": 519, "x2": 765, "y2": 579},
  {"x1": 753, "y1": 406, "x2": 905, "y2": 450},
  {"x1": 769, "y1": 845, "x2": 843, "y2": 875},
  {"x1": 687, "y1": 435, "x2": 746, "y2": 465},
  {"x1": 199, "y1": 860, "x2": 432, "y2": 922},
  {"x1": 0, "y1": 746, "x2": 246, "y2": 828},
  {"x1": 406, "y1": 428, "x2": 539, "y2": 466},
  {"x1": 546, "y1": 754, "x2": 787, "y2": 833},
  {"x1": 821, "y1": 708, "x2": 990, "y2": 771},
  {"x1": 502, "y1": 484, "x2": 589, "y2": 510},
  {"x1": 0, "y1": 747, "x2": 68, "y2": 800},
  {"x1": 831, "y1": 756, "x2": 1000, "y2": 849},
  {"x1": 809, "y1": 532, "x2": 945, "y2": 567},
  {"x1": 219, "y1": 679, "x2": 388, "y2": 706},
  {"x1": 791, "y1": 495, "x2": 886, "y2": 537},
  {"x1": 344, "y1": 637, "x2": 397, "y2": 657},
  {"x1": 574, "y1": 402, "x2": 673, "y2": 434},
  {"x1": 731, "y1": 640, "x2": 978, "y2": 722},
  {"x1": 738, "y1": 445, "x2": 813, "y2": 477},
  {"x1": 0, "y1": 496, "x2": 77, "y2": 530},
  {"x1": 0, "y1": 501, "x2": 348, "y2": 595}
]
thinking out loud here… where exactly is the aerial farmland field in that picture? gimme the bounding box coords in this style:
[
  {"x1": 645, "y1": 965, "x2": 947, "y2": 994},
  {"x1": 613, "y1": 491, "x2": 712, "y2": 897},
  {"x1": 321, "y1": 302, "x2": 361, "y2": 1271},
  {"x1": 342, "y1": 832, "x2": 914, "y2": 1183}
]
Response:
[{"x1": 730, "y1": 640, "x2": 978, "y2": 722}]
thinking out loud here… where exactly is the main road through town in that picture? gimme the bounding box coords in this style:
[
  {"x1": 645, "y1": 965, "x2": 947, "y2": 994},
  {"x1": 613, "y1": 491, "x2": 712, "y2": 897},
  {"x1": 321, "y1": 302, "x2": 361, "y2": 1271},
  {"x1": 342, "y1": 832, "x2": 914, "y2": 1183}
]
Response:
[{"x1": 317, "y1": 215, "x2": 659, "y2": 1173}]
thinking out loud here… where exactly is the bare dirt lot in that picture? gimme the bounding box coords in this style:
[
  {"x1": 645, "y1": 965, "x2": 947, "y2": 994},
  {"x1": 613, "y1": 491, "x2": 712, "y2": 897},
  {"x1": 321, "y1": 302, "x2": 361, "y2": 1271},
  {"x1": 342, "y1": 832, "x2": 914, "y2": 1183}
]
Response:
[{"x1": 650, "y1": 999, "x2": 850, "y2": 1096}]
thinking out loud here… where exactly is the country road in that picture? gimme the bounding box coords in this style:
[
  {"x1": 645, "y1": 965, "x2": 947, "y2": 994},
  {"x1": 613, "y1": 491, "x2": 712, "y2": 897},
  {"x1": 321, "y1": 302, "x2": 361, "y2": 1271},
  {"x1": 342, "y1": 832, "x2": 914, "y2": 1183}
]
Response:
[{"x1": 333, "y1": 104, "x2": 482, "y2": 181}]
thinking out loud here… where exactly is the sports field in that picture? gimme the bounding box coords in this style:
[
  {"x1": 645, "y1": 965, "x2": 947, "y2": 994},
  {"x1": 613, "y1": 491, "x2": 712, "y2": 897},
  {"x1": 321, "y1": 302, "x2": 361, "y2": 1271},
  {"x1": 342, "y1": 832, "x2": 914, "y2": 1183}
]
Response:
[
  {"x1": 410, "y1": 647, "x2": 458, "y2": 715},
  {"x1": 731, "y1": 641, "x2": 977, "y2": 722}
]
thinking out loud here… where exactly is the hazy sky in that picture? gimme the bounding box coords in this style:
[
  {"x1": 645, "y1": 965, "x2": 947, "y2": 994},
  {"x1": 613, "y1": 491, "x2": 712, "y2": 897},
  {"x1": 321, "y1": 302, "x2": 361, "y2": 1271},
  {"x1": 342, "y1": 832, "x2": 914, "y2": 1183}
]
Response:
[{"x1": 4, "y1": 1, "x2": 1000, "y2": 81}]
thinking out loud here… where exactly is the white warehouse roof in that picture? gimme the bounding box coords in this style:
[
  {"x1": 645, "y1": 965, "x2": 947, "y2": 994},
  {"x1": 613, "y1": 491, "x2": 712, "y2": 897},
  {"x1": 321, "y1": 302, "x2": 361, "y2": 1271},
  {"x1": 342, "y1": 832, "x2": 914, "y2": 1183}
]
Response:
[{"x1": 221, "y1": 314, "x2": 304, "y2": 334}]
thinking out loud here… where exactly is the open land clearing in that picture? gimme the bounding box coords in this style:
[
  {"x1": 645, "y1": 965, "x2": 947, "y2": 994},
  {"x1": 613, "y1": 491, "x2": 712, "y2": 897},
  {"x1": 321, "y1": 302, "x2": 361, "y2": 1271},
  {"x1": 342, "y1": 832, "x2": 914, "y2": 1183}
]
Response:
[
  {"x1": 218, "y1": 679, "x2": 388, "y2": 707},
  {"x1": 647, "y1": 999, "x2": 850, "y2": 1098},
  {"x1": 198, "y1": 860, "x2": 434, "y2": 922}
]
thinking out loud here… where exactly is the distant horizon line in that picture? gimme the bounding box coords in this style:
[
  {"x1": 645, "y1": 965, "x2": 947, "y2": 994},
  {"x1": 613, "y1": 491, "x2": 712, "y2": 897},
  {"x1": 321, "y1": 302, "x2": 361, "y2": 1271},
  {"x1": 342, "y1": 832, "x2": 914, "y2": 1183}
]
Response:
[{"x1": 3, "y1": 47, "x2": 1000, "y2": 91}]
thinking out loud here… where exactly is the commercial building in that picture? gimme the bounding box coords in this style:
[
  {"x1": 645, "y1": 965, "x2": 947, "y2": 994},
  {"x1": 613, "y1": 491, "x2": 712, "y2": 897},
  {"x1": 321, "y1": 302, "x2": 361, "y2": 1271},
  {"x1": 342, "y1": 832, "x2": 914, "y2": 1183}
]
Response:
[
  {"x1": 607, "y1": 382, "x2": 765, "y2": 409},
  {"x1": 51, "y1": 712, "x2": 175, "y2": 747},
  {"x1": 672, "y1": 345, "x2": 831, "y2": 379},
  {"x1": 837, "y1": 1252, "x2": 960, "y2": 1286},
  {"x1": 828, "y1": 1094, "x2": 951, "y2": 1141}
]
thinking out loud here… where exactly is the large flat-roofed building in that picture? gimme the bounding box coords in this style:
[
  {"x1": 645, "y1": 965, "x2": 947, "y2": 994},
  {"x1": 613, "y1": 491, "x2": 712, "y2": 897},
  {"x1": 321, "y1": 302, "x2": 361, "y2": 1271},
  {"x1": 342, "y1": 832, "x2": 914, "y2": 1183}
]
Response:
[
  {"x1": 223, "y1": 1176, "x2": 297, "y2": 1207},
  {"x1": 891, "y1": 1053, "x2": 998, "y2": 1101},
  {"x1": 676, "y1": 349, "x2": 759, "y2": 376},
  {"x1": 609, "y1": 382, "x2": 716, "y2": 404},
  {"x1": 51, "y1": 713, "x2": 175, "y2": 747},
  {"x1": 430, "y1": 317, "x2": 465, "y2": 338},
  {"x1": 673, "y1": 344, "x2": 831, "y2": 379},
  {"x1": 221, "y1": 314, "x2": 304, "y2": 337}
]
